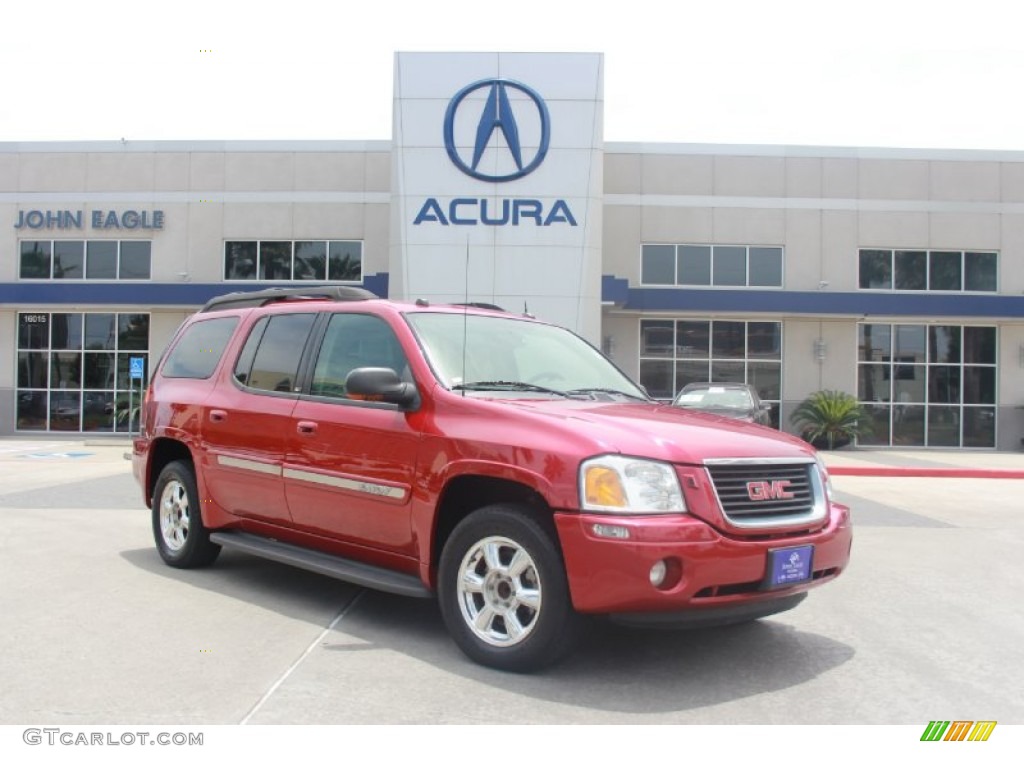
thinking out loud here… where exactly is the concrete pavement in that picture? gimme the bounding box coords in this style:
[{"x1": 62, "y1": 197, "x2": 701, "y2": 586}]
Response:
[
  {"x1": 819, "y1": 446, "x2": 1024, "y2": 478},
  {"x1": 1, "y1": 436, "x2": 1022, "y2": 726}
]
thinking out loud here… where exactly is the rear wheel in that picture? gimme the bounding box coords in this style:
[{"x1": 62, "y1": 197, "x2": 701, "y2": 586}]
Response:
[
  {"x1": 152, "y1": 460, "x2": 220, "y2": 568},
  {"x1": 438, "y1": 504, "x2": 579, "y2": 672}
]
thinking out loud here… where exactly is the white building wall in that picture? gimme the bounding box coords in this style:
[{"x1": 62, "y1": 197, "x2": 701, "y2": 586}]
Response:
[
  {"x1": 998, "y1": 325, "x2": 1024, "y2": 449},
  {"x1": 389, "y1": 52, "x2": 605, "y2": 342},
  {"x1": 0, "y1": 311, "x2": 13, "y2": 431},
  {"x1": 600, "y1": 144, "x2": 1024, "y2": 449},
  {"x1": 1, "y1": 112, "x2": 1022, "y2": 446}
]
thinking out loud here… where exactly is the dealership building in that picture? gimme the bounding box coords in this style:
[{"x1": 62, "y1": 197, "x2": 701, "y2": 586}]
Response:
[{"x1": 2, "y1": 52, "x2": 1023, "y2": 448}]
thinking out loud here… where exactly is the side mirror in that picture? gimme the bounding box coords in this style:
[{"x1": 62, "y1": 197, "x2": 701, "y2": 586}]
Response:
[{"x1": 345, "y1": 367, "x2": 419, "y2": 410}]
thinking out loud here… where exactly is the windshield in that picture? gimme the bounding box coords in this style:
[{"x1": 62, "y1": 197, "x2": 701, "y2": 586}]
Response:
[
  {"x1": 675, "y1": 387, "x2": 753, "y2": 410},
  {"x1": 405, "y1": 312, "x2": 648, "y2": 400}
]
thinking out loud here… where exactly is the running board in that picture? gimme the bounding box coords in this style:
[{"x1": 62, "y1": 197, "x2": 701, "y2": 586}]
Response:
[{"x1": 209, "y1": 531, "x2": 433, "y2": 599}]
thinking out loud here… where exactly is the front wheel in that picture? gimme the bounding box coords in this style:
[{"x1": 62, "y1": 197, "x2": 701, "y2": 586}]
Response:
[
  {"x1": 438, "y1": 504, "x2": 579, "y2": 672},
  {"x1": 152, "y1": 460, "x2": 220, "y2": 568}
]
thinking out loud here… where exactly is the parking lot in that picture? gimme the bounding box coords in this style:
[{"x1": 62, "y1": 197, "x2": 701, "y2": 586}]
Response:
[{"x1": 1, "y1": 439, "x2": 1022, "y2": 726}]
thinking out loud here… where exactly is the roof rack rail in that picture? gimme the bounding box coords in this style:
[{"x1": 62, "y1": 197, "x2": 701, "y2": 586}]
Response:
[
  {"x1": 450, "y1": 302, "x2": 507, "y2": 312},
  {"x1": 200, "y1": 285, "x2": 378, "y2": 313}
]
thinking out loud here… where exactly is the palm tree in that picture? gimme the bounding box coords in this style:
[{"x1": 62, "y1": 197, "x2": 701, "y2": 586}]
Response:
[{"x1": 790, "y1": 390, "x2": 868, "y2": 450}]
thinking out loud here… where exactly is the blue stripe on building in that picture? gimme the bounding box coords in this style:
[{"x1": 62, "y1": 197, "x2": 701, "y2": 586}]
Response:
[
  {"x1": 600, "y1": 276, "x2": 1024, "y2": 319},
  {"x1": 3, "y1": 274, "x2": 1021, "y2": 319},
  {"x1": 0, "y1": 274, "x2": 391, "y2": 307}
]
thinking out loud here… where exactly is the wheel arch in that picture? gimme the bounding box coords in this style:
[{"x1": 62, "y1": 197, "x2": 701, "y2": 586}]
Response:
[
  {"x1": 145, "y1": 437, "x2": 195, "y2": 506},
  {"x1": 429, "y1": 474, "x2": 557, "y2": 586}
]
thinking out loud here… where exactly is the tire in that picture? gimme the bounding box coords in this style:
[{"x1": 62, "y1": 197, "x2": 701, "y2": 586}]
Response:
[
  {"x1": 152, "y1": 460, "x2": 220, "y2": 569},
  {"x1": 438, "y1": 504, "x2": 579, "y2": 672}
]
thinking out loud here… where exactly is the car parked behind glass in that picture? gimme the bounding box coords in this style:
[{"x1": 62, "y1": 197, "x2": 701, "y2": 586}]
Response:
[{"x1": 672, "y1": 382, "x2": 773, "y2": 426}]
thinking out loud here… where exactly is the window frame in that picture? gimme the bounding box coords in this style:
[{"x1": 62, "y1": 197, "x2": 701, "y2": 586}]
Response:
[
  {"x1": 856, "y1": 322, "x2": 997, "y2": 448},
  {"x1": 637, "y1": 318, "x2": 783, "y2": 427},
  {"x1": 858, "y1": 249, "x2": 998, "y2": 293},
  {"x1": 18, "y1": 239, "x2": 152, "y2": 281},
  {"x1": 640, "y1": 243, "x2": 784, "y2": 289},
  {"x1": 223, "y1": 239, "x2": 364, "y2": 284},
  {"x1": 15, "y1": 311, "x2": 151, "y2": 433}
]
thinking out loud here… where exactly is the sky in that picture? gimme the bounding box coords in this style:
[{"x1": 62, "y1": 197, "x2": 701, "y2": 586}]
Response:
[{"x1": 2, "y1": 0, "x2": 1023, "y2": 150}]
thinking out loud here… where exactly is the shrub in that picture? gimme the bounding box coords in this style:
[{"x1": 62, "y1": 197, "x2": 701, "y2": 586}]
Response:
[{"x1": 790, "y1": 390, "x2": 868, "y2": 450}]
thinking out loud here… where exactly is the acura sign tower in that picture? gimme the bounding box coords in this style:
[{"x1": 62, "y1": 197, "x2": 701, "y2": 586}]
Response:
[{"x1": 390, "y1": 52, "x2": 604, "y2": 341}]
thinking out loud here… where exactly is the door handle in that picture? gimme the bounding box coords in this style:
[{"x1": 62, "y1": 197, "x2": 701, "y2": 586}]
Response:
[
  {"x1": 297, "y1": 421, "x2": 318, "y2": 435},
  {"x1": 209, "y1": 409, "x2": 227, "y2": 422}
]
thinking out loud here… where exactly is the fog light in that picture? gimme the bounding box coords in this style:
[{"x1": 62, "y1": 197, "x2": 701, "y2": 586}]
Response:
[
  {"x1": 592, "y1": 523, "x2": 630, "y2": 540},
  {"x1": 649, "y1": 560, "x2": 668, "y2": 587},
  {"x1": 649, "y1": 558, "x2": 682, "y2": 591}
]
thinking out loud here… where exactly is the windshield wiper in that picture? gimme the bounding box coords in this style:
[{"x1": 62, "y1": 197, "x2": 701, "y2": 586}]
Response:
[
  {"x1": 566, "y1": 387, "x2": 650, "y2": 402},
  {"x1": 452, "y1": 381, "x2": 574, "y2": 398}
]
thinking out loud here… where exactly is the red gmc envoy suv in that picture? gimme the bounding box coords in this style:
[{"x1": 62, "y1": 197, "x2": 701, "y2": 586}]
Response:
[{"x1": 132, "y1": 286, "x2": 852, "y2": 671}]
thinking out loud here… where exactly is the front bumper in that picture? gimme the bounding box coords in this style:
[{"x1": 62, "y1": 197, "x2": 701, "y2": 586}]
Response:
[
  {"x1": 553, "y1": 502, "x2": 851, "y2": 617},
  {"x1": 131, "y1": 437, "x2": 150, "y2": 506},
  {"x1": 610, "y1": 592, "x2": 807, "y2": 629}
]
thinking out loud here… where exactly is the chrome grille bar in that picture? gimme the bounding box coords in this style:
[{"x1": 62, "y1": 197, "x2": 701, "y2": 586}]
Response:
[{"x1": 704, "y1": 458, "x2": 827, "y2": 529}]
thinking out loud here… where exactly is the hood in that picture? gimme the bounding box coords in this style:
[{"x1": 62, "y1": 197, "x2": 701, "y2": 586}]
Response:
[
  {"x1": 496, "y1": 398, "x2": 815, "y2": 465},
  {"x1": 676, "y1": 405, "x2": 757, "y2": 421}
]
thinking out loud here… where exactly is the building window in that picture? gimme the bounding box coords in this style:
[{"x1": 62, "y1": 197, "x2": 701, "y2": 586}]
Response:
[
  {"x1": 16, "y1": 312, "x2": 150, "y2": 433},
  {"x1": 224, "y1": 240, "x2": 363, "y2": 282},
  {"x1": 858, "y1": 249, "x2": 997, "y2": 292},
  {"x1": 638, "y1": 319, "x2": 782, "y2": 427},
  {"x1": 857, "y1": 323, "x2": 996, "y2": 448},
  {"x1": 18, "y1": 240, "x2": 152, "y2": 280},
  {"x1": 641, "y1": 244, "x2": 783, "y2": 288}
]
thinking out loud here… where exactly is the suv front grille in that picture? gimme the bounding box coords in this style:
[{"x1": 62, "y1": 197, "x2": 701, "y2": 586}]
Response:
[{"x1": 705, "y1": 460, "x2": 824, "y2": 529}]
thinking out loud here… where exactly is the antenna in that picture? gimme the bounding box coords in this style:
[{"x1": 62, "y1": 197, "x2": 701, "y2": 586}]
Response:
[{"x1": 461, "y1": 240, "x2": 469, "y2": 396}]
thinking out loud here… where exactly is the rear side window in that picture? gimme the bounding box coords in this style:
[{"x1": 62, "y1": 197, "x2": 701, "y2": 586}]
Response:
[
  {"x1": 235, "y1": 313, "x2": 316, "y2": 393},
  {"x1": 162, "y1": 317, "x2": 239, "y2": 379}
]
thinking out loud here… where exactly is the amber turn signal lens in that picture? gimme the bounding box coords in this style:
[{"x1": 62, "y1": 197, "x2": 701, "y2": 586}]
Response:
[{"x1": 584, "y1": 465, "x2": 628, "y2": 508}]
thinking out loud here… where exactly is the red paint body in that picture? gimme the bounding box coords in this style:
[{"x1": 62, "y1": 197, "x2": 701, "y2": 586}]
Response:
[{"x1": 133, "y1": 299, "x2": 851, "y2": 618}]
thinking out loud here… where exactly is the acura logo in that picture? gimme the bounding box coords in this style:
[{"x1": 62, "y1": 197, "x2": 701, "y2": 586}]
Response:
[{"x1": 443, "y1": 78, "x2": 551, "y2": 182}]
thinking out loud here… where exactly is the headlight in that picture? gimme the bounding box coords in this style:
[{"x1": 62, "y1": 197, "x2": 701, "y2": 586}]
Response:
[
  {"x1": 814, "y1": 454, "x2": 834, "y2": 499},
  {"x1": 579, "y1": 455, "x2": 687, "y2": 514}
]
